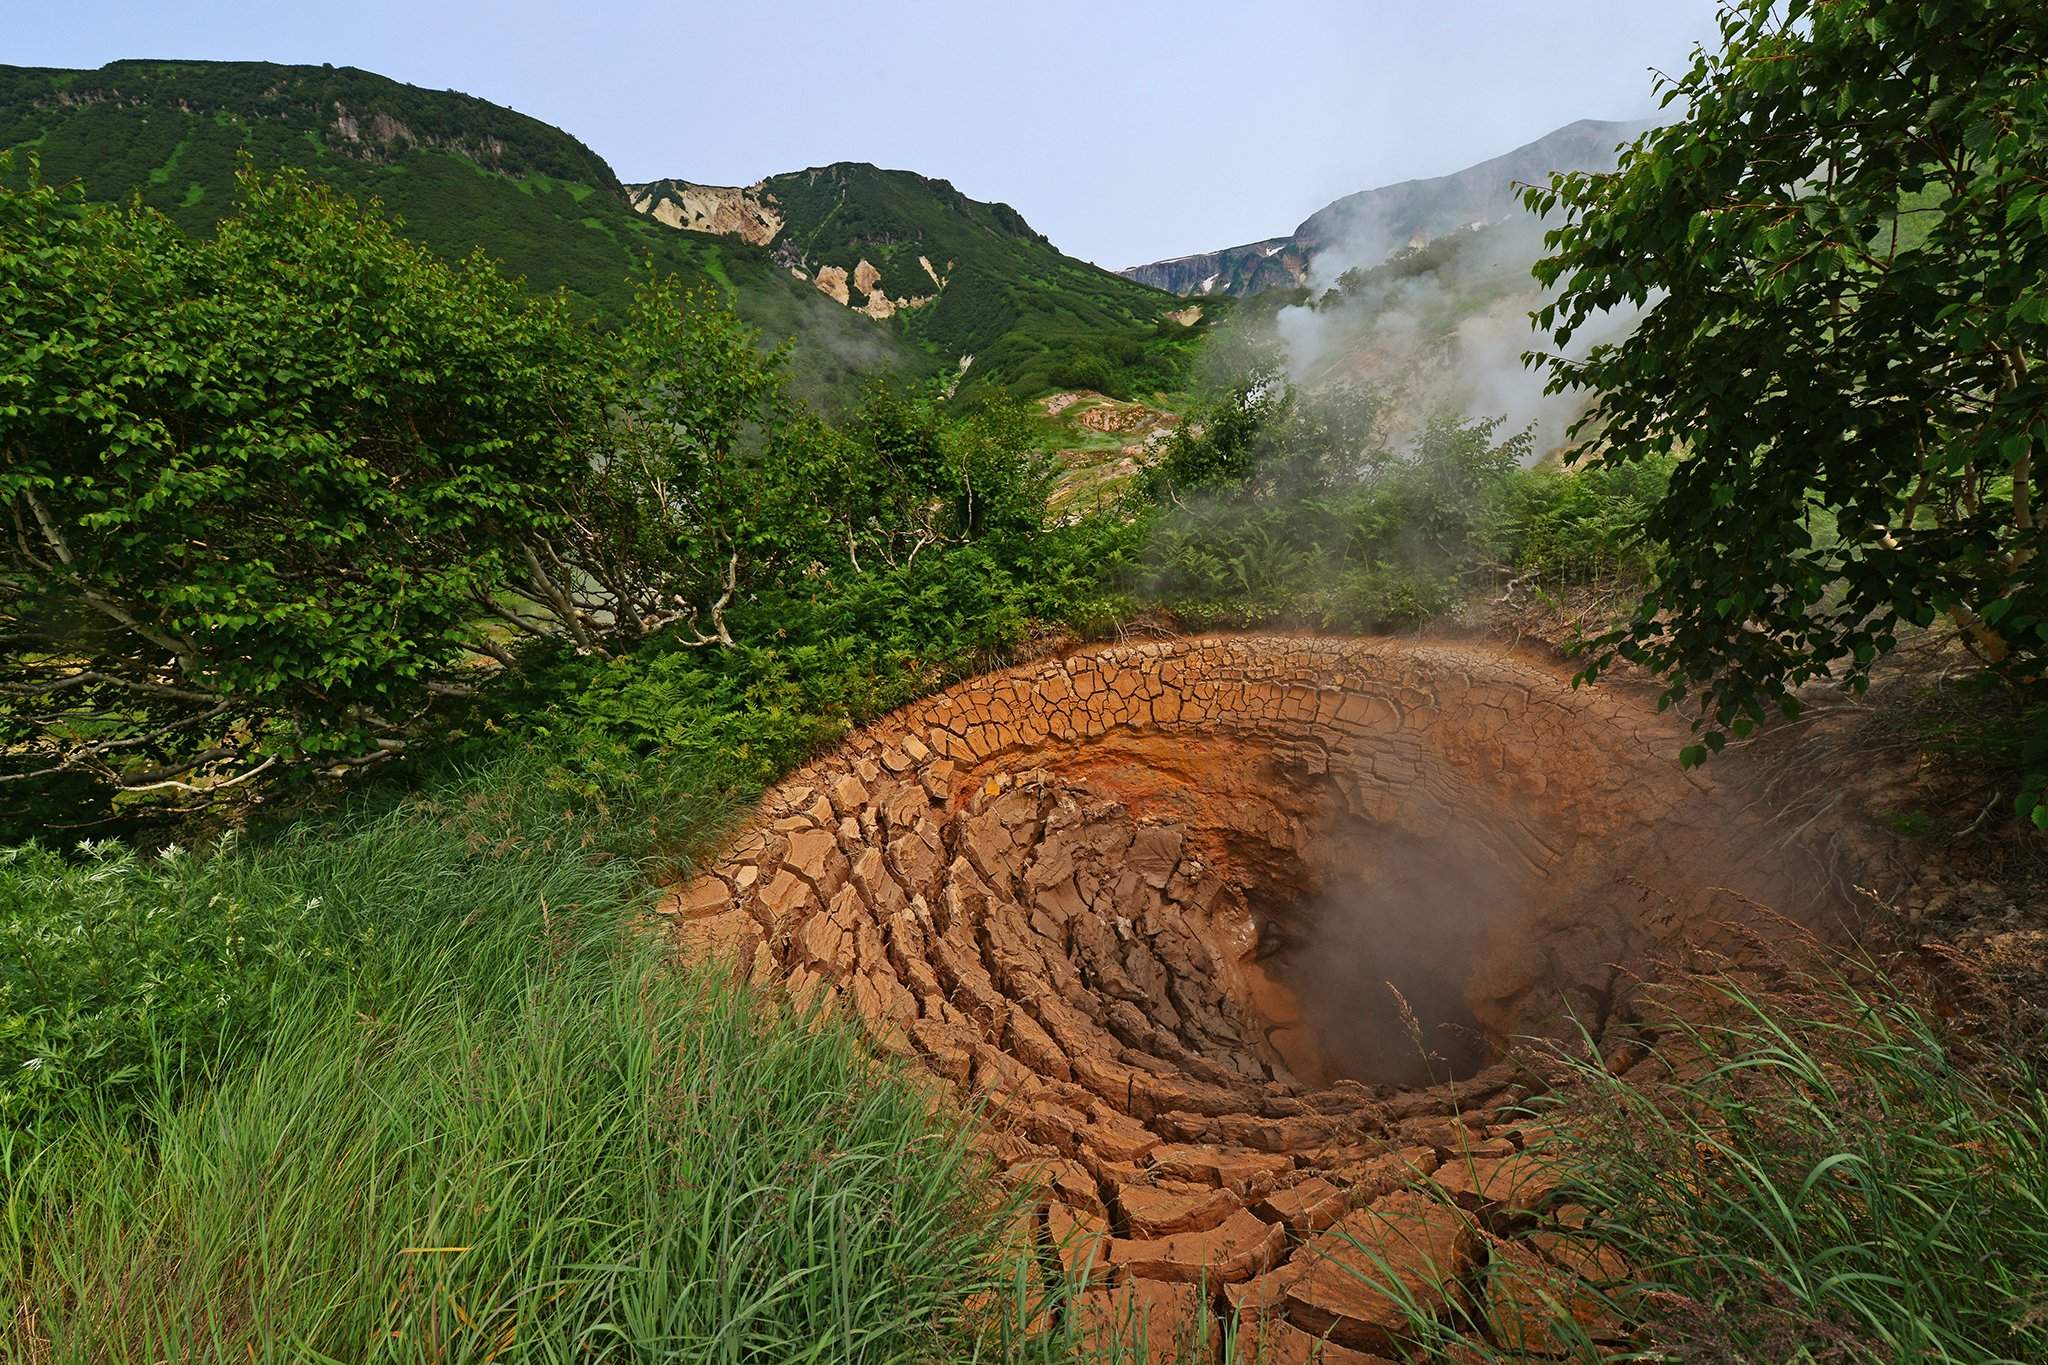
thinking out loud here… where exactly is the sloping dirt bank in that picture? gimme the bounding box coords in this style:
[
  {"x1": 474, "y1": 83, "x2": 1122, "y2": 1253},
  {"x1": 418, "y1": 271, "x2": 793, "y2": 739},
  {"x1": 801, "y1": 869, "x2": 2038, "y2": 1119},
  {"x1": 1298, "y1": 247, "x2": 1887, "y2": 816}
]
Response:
[{"x1": 660, "y1": 635, "x2": 1860, "y2": 1359}]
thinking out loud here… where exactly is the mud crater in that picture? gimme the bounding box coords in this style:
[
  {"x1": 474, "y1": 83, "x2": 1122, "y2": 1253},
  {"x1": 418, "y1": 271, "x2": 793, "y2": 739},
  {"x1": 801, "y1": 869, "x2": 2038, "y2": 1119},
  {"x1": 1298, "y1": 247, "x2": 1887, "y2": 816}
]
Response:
[{"x1": 663, "y1": 636, "x2": 1840, "y2": 1356}]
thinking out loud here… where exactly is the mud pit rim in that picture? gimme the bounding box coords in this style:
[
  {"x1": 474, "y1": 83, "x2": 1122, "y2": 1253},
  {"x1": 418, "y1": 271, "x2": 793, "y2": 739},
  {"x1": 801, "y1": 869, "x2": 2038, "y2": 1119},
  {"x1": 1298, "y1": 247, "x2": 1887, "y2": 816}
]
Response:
[{"x1": 658, "y1": 633, "x2": 1851, "y2": 1355}]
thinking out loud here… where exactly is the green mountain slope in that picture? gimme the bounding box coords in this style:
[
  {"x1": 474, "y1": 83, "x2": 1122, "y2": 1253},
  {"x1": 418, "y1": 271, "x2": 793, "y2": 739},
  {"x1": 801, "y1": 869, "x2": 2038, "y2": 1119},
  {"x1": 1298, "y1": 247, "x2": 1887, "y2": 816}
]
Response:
[
  {"x1": 0, "y1": 60, "x2": 919, "y2": 403},
  {"x1": 629, "y1": 163, "x2": 1212, "y2": 399}
]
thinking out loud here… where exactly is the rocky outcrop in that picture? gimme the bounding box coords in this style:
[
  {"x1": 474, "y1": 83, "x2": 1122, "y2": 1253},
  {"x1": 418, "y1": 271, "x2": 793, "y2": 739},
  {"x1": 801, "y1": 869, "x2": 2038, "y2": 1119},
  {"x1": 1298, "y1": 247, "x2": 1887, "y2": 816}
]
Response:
[
  {"x1": 852, "y1": 259, "x2": 885, "y2": 306},
  {"x1": 660, "y1": 635, "x2": 1846, "y2": 1355},
  {"x1": 813, "y1": 263, "x2": 851, "y2": 307},
  {"x1": 627, "y1": 184, "x2": 939, "y2": 317},
  {"x1": 626, "y1": 179, "x2": 783, "y2": 246},
  {"x1": 325, "y1": 105, "x2": 523, "y2": 177},
  {"x1": 1120, "y1": 238, "x2": 1299, "y2": 297},
  {"x1": 848, "y1": 257, "x2": 934, "y2": 319},
  {"x1": 1040, "y1": 395, "x2": 1183, "y2": 520}
]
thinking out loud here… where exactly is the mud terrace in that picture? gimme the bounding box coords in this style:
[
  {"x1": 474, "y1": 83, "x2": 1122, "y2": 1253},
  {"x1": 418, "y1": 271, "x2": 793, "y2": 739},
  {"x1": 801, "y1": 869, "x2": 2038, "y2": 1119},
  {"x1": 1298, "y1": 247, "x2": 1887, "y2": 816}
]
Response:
[{"x1": 661, "y1": 635, "x2": 1840, "y2": 1361}]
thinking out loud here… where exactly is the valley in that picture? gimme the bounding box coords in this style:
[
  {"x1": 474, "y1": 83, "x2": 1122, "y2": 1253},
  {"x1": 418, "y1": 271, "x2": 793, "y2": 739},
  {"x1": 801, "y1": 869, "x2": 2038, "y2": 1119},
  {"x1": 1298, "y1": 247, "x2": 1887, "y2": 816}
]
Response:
[{"x1": 4, "y1": 7, "x2": 2045, "y2": 1363}]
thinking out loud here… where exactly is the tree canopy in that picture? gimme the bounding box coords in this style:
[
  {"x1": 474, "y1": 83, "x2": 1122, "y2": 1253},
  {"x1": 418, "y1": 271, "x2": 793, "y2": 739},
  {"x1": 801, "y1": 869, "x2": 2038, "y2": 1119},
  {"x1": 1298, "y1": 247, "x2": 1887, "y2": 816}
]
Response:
[
  {"x1": 1, "y1": 161, "x2": 591, "y2": 809},
  {"x1": 1527, "y1": 0, "x2": 2047, "y2": 810},
  {"x1": 0, "y1": 160, "x2": 1056, "y2": 821}
]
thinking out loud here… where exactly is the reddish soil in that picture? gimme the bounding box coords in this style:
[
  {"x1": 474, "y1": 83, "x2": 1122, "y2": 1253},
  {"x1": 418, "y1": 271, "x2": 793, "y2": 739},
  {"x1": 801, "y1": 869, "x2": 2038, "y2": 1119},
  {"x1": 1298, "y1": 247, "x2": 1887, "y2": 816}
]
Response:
[{"x1": 660, "y1": 635, "x2": 1858, "y2": 1359}]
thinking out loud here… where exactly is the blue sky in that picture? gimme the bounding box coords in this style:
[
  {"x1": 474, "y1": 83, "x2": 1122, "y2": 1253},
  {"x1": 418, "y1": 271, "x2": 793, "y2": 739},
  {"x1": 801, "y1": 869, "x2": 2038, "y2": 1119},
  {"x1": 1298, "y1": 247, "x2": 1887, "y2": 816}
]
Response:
[{"x1": 10, "y1": 1, "x2": 1724, "y2": 268}]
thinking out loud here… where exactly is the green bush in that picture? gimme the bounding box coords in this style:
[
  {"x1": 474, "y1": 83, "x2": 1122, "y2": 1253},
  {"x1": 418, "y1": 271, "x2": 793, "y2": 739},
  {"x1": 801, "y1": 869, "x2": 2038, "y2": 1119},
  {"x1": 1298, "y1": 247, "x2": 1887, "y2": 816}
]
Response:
[
  {"x1": 1127, "y1": 387, "x2": 1552, "y2": 631},
  {"x1": 0, "y1": 161, "x2": 593, "y2": 815},
  {"x1": 1494, "y1": 455, "x2": 1672, "y2": 584},
  {"x1": 1528, "y1": 0, "x2": 2048, "y2": 806}
]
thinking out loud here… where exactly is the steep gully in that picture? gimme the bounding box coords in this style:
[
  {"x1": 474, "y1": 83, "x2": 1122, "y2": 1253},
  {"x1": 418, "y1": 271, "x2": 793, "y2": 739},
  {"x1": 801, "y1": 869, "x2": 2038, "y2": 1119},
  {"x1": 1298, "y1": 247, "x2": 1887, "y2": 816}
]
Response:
[{"x1": 660, "y1": 636, "x2": 1849, "y2": 1360}]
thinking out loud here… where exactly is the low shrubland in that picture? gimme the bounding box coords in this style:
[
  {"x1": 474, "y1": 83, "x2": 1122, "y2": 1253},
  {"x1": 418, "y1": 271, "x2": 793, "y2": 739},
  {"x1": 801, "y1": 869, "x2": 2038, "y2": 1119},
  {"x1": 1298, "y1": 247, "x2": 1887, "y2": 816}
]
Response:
[{"x1": 1127, "y1": 380, "x2": 1671, "y2": 633}]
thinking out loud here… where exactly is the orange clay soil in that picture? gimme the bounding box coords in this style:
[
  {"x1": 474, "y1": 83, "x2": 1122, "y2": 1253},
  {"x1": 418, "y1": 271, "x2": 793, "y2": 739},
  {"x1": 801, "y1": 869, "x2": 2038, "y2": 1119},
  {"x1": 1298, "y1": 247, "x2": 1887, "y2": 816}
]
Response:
[{"x1": 660, "y1": 635, "x2": 1858, "y2": 1361}]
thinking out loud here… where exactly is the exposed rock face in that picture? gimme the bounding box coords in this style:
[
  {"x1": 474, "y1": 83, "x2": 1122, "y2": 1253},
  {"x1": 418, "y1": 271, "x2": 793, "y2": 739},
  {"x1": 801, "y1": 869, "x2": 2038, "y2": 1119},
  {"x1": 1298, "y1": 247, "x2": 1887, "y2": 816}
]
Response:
[
  {"x1": 1078, "y1": 403, "x2": 1163, "y2": 435},
  {"x1": 626, "y1": 185, "x2": 940, "y2": 317},
  {"x1": 626, "y1": 179, "x2": 782, "y2": 246},
  {"x1": 1121, "y1": 238, "x2": 1301, "y2": 298},
  {"x1": 660, "y1": 635, "x2": 1846, "y2": 1353},
  {"x1": 813, "y1": 263, "x2": 851, "y2": 307},
  {"x1": 846, "y1": 257, "x2": 934, "y2": 319},
  {"x1": 852, "y1": 259, "x2": 883, "y2": 298},
  {"x1": 1040, "y1": 395, "x2": 1183, "y2": 521},
  {"x1": 327, "y1": 105, "x2": 514, "y2": 173}
]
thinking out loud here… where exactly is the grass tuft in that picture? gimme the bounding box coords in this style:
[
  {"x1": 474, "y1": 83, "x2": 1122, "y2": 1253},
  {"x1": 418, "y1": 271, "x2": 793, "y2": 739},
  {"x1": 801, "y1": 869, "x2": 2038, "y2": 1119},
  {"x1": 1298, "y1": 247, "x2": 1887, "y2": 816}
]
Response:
[{"x1": 1301, "y1": 961, "x2": 2048, "y2": 1364}]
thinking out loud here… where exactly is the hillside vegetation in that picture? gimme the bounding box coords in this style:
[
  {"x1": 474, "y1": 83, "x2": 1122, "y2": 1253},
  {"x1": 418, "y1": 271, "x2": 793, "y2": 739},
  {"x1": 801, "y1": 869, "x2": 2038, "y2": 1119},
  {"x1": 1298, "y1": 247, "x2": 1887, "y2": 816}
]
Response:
[
  {"x1": 634, "y1": 162, "x2": 1210, "y2": 400},
  {"x1": 0, "y1": 60, "x2": 921, "y2": 402},
  {"x1": 1, "y1": 60, "x2": 1202, "y2": 405}
]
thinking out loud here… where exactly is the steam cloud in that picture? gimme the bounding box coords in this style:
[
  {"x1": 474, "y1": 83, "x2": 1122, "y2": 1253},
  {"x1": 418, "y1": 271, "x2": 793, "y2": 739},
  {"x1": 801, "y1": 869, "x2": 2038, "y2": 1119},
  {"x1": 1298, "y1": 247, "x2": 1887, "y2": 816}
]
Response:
[
  {"x1": 1261, "y1": 206, "x2": 1647, "y2": 462},
  {"x1": 1267, "y1": 814, "x2": 1520, "y2": 1088}
]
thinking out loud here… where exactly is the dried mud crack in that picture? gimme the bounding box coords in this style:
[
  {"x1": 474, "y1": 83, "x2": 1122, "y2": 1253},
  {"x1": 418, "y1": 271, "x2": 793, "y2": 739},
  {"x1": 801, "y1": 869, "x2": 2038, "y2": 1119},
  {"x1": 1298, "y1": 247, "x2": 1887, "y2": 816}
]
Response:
[{"x1": 662, "y1": 635, "x2": 1845, "y2": 1360}]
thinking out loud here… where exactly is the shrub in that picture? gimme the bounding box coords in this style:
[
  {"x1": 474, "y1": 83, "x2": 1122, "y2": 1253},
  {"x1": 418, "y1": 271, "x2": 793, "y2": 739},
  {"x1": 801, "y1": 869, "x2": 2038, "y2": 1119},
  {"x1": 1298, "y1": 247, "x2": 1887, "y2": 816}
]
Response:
[
  {"x1": 1528, "y1": 0, "x2": 2048, "y2": 804},
  {"x1": 1495, "y1": 455, "x2": 1672, "y2": 585},
  {"x1": 0, "y1": 160, "x2": 591, "y2": 813},
  {"x1": 1130, "y1": 382, "x2": 1537, "y2": 631}
]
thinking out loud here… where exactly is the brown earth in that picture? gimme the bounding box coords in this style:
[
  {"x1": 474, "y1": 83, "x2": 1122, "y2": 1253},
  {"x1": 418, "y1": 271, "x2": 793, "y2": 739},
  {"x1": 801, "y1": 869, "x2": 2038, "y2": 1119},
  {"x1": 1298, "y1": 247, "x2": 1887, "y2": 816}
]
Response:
[{"x1": 659, "y1": 634, "x2": 1861, "y2": 1358}]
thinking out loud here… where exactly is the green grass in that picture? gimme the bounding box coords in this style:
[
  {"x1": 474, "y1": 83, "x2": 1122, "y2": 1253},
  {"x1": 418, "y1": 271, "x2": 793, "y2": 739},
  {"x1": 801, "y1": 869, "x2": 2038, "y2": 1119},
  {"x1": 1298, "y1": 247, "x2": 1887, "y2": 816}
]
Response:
[
  {"x1": 1306, "y1": 965, "x2": 2048, "y2": 1364},
  {"x1": 0, "y1": 745, "x2": 685, "y2": 1128},
  {"x1": 144, "y1": 136, "x2": 187, "y2": 186},
  {"x1": 1550, "y1": 971, "x2": 2048, "y2": 1362},
  {"x1": 0, "y1": 525, "x2": 1165, "y2": 1360},
  {"x1": 1, "y1": 747, "x2": 1047, "y2": 1362}
]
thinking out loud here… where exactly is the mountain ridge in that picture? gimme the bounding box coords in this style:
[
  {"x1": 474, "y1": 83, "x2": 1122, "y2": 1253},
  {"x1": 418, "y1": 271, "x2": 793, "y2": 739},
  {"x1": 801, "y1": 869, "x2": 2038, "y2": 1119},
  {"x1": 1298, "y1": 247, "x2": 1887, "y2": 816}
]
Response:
[
  {"x1": 0, "y1": 60, "x2": 1200, "y2": 401},
  {"x1": 1122, "y1": 116, "x2": 1653, "y2": 297},
  {"x1": 624, "y1": 160, "x2": 1205, "y2": 399},
  {"x1": 0, "y1": 59, "x2": 919, "y2": 405}
]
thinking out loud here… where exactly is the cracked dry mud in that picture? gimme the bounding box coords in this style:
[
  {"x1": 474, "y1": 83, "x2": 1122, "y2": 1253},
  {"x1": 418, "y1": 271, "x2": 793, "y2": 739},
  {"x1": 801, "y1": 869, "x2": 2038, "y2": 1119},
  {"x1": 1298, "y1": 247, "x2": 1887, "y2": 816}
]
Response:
[{"x1": 660, "y1": 636, "x2": 1843, "y2": 1361}]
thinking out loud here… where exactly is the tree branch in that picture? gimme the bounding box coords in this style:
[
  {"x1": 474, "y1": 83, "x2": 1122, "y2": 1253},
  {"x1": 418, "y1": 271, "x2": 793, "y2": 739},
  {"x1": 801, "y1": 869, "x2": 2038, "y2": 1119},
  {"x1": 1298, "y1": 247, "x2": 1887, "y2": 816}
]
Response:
[{"x1": 19, "y1": 487, "x2": 200, "y2": 668}]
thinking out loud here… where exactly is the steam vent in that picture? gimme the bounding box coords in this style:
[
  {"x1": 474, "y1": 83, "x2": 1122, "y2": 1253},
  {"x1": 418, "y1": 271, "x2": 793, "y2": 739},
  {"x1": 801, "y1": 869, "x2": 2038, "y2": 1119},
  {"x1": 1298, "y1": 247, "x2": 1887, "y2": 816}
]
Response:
[{"x1": 661, "y1": 636, "x2": 1836, "y2": 1359}]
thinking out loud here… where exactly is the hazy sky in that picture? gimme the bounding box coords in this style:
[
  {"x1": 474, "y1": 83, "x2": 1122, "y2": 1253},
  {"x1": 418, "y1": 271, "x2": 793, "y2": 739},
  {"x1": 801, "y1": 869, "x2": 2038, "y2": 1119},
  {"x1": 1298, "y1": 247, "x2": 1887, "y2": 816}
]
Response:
[{"x1": 11, "y1": 1, "x2": 1723, "y2": 268}]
